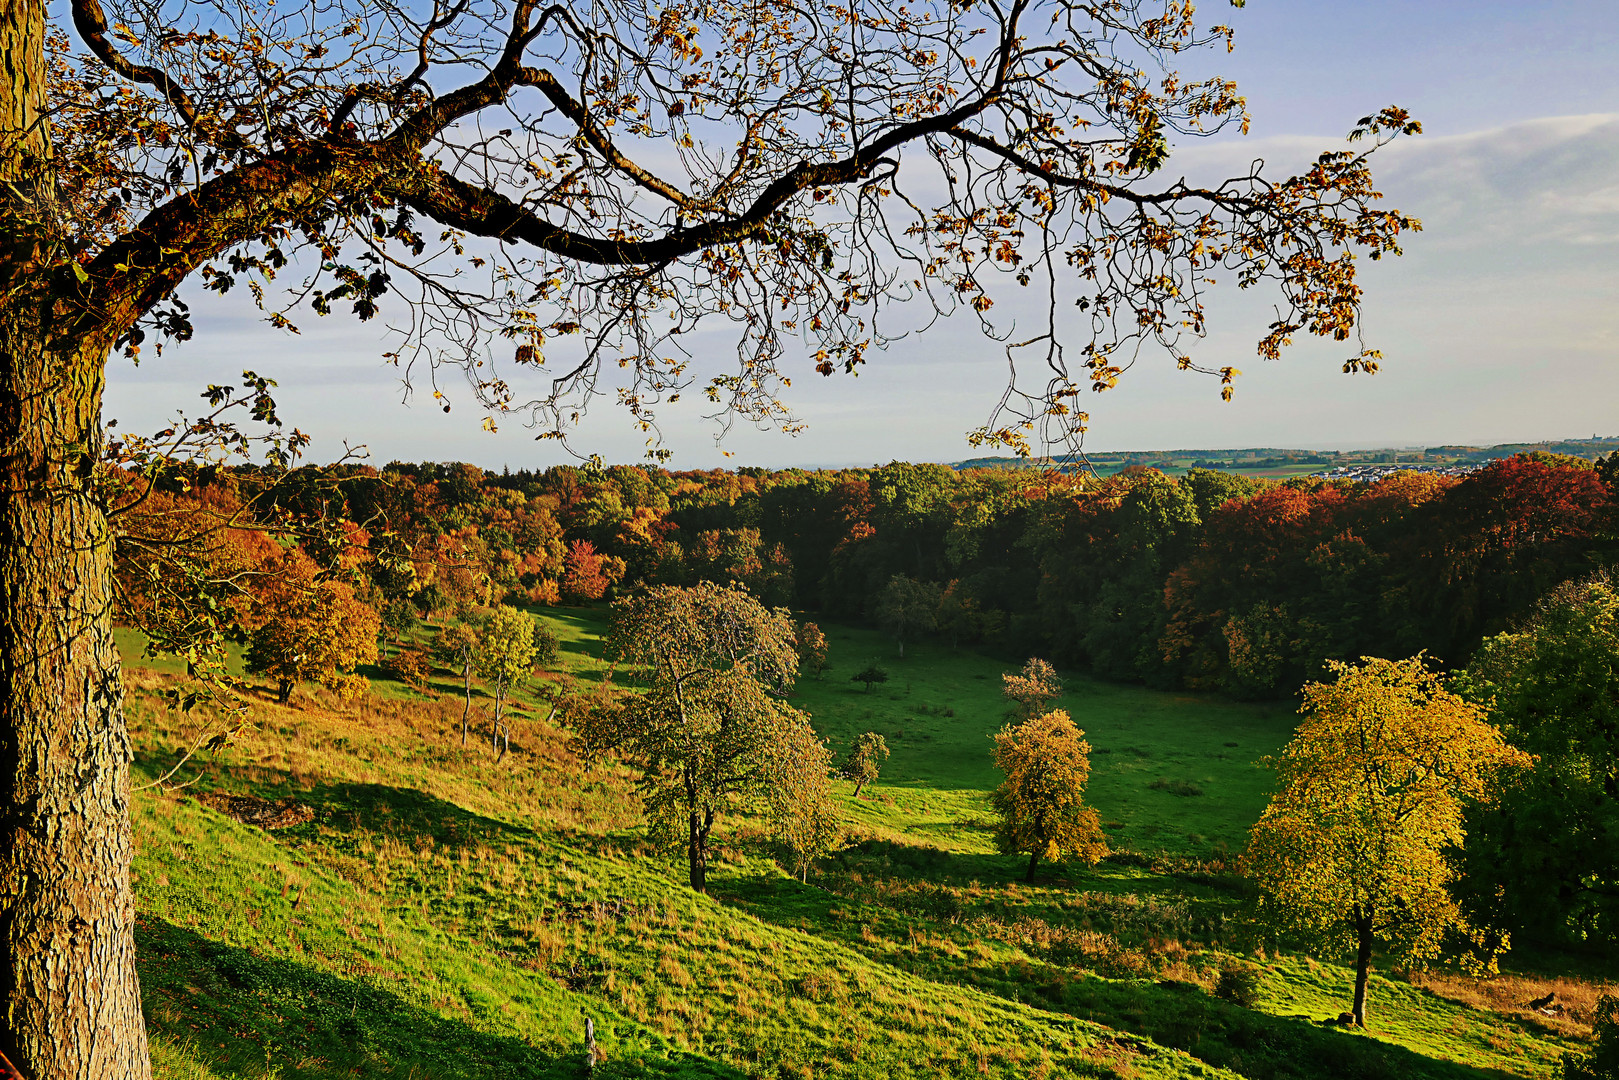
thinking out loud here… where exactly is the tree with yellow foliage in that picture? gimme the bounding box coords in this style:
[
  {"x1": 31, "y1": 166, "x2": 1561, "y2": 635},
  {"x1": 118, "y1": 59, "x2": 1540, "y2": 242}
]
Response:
[
  {"x1": 990, "y1": 710, "x2": 1107, "y2": 883},
  {"x1": 474, "y1": 605, "x2": 540, "y2": 761},
  {"x1": 1244, "y1": 656, "x2": 1531, "y2": 1029},
  {"x1": 577, "y1": 583, "x2": 832, "y2": 892}
]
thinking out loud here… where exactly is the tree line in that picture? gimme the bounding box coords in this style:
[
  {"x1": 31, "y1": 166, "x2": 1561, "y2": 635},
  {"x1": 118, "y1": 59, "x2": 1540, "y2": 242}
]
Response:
[{"x1": 122, "y1": 450, "x2": 1617, "y2": 698}]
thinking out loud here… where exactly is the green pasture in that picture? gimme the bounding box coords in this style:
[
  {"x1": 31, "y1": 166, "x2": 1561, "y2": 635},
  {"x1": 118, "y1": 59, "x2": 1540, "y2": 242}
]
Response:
[
  {"x1": 787, "y1": 619, "x2": 1297, "y2": 855},
  {"x1": 118, "y1": 606, "x2": 1593, "y2": 1080}
]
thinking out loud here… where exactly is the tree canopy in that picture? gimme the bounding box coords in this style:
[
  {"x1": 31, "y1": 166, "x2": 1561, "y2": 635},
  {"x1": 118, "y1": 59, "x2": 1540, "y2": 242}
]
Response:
[
  {"x1": 31, "y1": 0, "x2": 1417, "y2": 452},
  {"x1": 1244, "y1": 656, "x2": 1530, "y2": 1028},
  {"x1": 875, "y1": 575, "x2": 941, "y2": 658},
  {"x1": 1452, "y1": 576, "x2": 1619, "y2": 949},
  {"x1": 990, "y1": 709, "x2": 1107, "y2": 882},
  {"x1": 576, "y1": 583, "x2": 827, "y2": 891},
  {"x1": 1003, "y1": 657, "x2": 1064, "y2": 720}
]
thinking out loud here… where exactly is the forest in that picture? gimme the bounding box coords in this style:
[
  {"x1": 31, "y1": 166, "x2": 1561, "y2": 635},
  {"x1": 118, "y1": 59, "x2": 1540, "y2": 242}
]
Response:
[{"x1": 124, "y1": 449, "x2": 1619, "y2": 698}]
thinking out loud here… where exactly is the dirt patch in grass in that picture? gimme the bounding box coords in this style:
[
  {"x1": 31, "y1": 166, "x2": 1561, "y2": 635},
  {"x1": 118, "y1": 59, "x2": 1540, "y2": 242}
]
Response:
[{"x1": 197, "y1": 792, "x2": 315, "y2": 830}]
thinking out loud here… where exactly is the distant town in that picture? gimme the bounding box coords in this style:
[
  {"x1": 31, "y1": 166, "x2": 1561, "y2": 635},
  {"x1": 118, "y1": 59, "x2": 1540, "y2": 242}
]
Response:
[
  {"x1": 1307, "y1": 462, "x2": 1485, "y2": 482},
  {"x1": 953, "y1": 436, "x2": 1619, "y2": 480}
]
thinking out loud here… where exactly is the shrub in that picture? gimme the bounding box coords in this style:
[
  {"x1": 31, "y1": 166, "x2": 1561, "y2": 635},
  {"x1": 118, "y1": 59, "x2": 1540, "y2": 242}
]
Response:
[
  {"x1": 1565, "y1": 993, "x2": 1619, "y2": 1080},
  {"x1": 383, "y1": 647, "x2": 434, "y2": 688},
  {"x1": 851, "y1": 665, "x2": 889, "y2": 692},
  {"x1": 1215, "y1": 962, "x2": 1263, "y2": 1009},
  {"x1": 1149, "y1": 777, "x2": 1204, "y2": 797},
  {"x1": 525, "y1": 578, "x2": 562, "y2": 606},
  {"x1": 532, "y1": 622, "x2": 561, "y2": 666}
]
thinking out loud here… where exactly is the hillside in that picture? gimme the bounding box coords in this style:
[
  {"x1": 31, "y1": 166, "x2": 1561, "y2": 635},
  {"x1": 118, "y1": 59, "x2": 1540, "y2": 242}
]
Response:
[
  {"x1": 951, "y1": 436, "x2": 1619, "y2": 477},
  {"x1": 126, "y1": 610, "x2": 1603, "y2": 1080}
]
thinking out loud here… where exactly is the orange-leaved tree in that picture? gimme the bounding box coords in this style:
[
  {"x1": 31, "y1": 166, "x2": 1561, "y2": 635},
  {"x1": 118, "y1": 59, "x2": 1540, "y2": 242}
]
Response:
[
  {"x1": 795, "y1": 621, "x2": 830, "y2": 681},
  {"x1": 1243, "y1": 656, "x2": 1531, "y2": 1029},
  {"x1": 990, "y1": 709, "x2": 1107, "y2": 882},
  {"x1": 244, "y1": 552, "x2": 381, "y2": 704},
  {"x1": 1002, "y1": 657, "x2": 1064, "y2": 720},
  {"x1": 3, "y1": 0, "x2": 1419, "y2": 1068}
]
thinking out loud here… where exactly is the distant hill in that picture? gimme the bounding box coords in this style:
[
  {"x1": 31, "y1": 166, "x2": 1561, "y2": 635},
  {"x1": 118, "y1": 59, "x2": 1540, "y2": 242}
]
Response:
[{"x1": 952, "y1": 437, "x2": 1619, "y2": 473}]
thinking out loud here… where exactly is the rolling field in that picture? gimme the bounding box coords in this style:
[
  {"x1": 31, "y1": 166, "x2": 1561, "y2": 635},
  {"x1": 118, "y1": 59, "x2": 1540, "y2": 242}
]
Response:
[
  {"x1": 788, "y1": 620, "x2": 1297, "y2": 855},
  {"x1": 120, "y1": 607, "x2": 1602, "y2": 1080}
]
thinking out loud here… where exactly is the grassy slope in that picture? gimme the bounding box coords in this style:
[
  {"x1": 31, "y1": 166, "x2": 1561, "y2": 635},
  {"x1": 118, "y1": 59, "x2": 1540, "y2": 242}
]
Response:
[{"x1": 125, "y1": 609, "x2": 1586, "y2": 1080}]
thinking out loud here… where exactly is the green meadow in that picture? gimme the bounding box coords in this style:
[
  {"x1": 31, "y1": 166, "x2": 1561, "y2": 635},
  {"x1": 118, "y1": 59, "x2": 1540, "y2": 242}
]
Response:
[{"x1": 123, "y1": 607, "x2": 1599, "y2": 1080}]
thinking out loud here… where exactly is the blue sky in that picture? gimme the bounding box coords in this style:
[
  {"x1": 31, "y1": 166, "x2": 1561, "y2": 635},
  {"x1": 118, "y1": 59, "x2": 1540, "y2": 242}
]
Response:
[{"x1": 105, "y1": 1, "x2": 1619, "y2": 467}]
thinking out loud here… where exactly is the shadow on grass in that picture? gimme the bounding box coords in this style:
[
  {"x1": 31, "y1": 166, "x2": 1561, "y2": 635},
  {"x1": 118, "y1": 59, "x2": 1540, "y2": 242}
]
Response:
[
  {"x1": 138, "y1": 916, "x2": 741, "y2": 1080},
  {"x1": 264, "y1": 779, "x2": 539, "y2": 851},
  {"x1": 716, "y1": 874, "x2": 1506, "y2": 1080}
]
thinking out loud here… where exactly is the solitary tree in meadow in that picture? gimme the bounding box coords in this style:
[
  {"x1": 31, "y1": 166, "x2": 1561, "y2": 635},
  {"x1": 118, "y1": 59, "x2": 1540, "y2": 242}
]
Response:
[
  {"x1": 796, "y1": 621, "x2": 830, "y2": 681},
  {"x1": 851, "y1": 665, "x2": 891, "y2": 693},
  {"x1": 1002, "y1": 658, "x2": 1064, "y2": 720},
  {"x1": 771, "y1": 722, "x2": 843, "y2": 881},
  {"x1": 577, "y1": 583, "x2": 831, "y2": 891},
  {"x1": 2, "y1": 0, "x2": 1418, "y2": 1064},
  {"x1": 990, "y1": 710, "x2": 1107, "y2": 882},
  {"x1": 844, "y1": 732, "x2": 891, "y2": 799},
  {"x1": 1243, "y1": 656, "x2": 1530, "y2": 1028},
  {"x1": 244, "y1": 563, "x2": 381, "y2": 705},
  {"x1": 474, "y1": 605, "x2": 539, "y2": 761}
]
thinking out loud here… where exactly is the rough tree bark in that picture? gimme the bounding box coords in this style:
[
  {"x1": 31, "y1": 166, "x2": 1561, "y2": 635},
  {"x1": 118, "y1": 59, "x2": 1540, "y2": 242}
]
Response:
[
  {"x1": 0, "y1": 5, "x2": 150, "y2": 1074},
  {"x1": 0, "y1": 330, "x2": 148, "y2": 1080}
]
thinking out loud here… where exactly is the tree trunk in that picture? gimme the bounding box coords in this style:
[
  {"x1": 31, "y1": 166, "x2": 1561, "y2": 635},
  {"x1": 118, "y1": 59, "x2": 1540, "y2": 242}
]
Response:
[
  {"x1": 1026, "y1": 851, "x2": 1040, "y2": 883},
  {"x1": 687, "y1": 810, "x2": 712, "y2": 893},
  {"x1": 852, "y1": 779, "x2": 866, "y2": 799},
  {"x1": 0, "y1": 5, "x2": 152, "y2": 1071},
  {"x1": 1351, "y1": 908, "x2": 1373, "y2": 1028},
  {"x1": 276, "y1": 679, "x2": 293, "y2": 704},
  {"x1": 492, "y1": 691, "x2": 508, "y2": 763},
  {"x1": 491, "y1": 687, "x2": 503, "y2": 753},
  {"x1": 460, "y1": 659, "x2": 472, "y2": 746},
  {"x1": 0, "y1": 328, "x2": 152, "y2": 1076}
]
